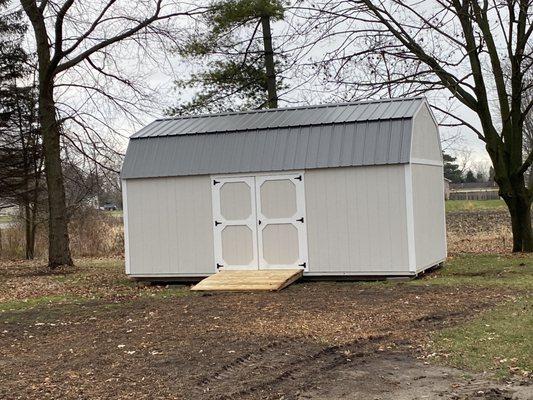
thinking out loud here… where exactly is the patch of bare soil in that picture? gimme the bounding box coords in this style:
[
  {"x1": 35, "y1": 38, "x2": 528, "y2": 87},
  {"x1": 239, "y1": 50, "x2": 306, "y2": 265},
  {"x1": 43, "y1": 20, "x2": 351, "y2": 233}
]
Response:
[
  {"x1": 299, "y1": 352, "x2": 532, "y2": 400},
  {"x1": 1, "y1": 282, "x2": 529, "y2": 399},
  {"x1": 447, "y1": 210, "x2": 513, "y2": 253}
]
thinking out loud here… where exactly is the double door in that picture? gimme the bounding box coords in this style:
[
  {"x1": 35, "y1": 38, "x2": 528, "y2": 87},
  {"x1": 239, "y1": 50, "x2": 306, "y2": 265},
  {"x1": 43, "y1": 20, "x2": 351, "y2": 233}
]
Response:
[{"x1": 211, "y1": 173, "x2": 308, "y2": 271}]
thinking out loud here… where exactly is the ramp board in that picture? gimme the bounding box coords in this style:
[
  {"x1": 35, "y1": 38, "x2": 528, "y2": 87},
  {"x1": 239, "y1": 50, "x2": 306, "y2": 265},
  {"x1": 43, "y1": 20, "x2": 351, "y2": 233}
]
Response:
[{"x1": 191, "y1": 269, "x2": 303, "y2": 292}]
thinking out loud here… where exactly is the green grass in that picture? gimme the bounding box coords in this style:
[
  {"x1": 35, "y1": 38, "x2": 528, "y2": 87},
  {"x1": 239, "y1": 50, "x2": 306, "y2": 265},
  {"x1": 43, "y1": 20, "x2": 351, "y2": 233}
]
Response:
[
  {"x1": 103, "y1": 210, "x2": 123, "y2": 218},
  {"x1": 0, "y1": 214, "x2": 14, "y2": 223},
  {"x1": 412, "y1": 253, "x2": 533, "y2": 290},
  {"x1": 432, "y1": 296, "x2": 532, "y2": 378},
  {"x1": 412, "y1": 254, "x2": 533, "y2": 378},
  {"x1": 445, "y1": 199, "x2": 506, "y2": 212},
  {"x1": 0, "y1": 295, "x2": 80, "y2": 312}
]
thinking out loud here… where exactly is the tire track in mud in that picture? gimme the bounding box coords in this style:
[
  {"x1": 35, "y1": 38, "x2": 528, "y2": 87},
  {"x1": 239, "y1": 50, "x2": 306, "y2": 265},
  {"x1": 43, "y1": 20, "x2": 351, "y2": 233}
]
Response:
[{"x1": 194, "y1": 335, "x2": 389, "y2": 400}]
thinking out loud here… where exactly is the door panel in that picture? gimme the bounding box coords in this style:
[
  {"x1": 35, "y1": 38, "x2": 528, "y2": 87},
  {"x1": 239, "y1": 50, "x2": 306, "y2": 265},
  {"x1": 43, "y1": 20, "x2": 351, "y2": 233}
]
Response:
[
  {"x1": 262, "y1": 223, "x2": 300, "y2": 265},
  {"x1": 212, "y1": 177, "x2": 258, "y2": 270},
  {"x1": 255, "y1": 174, "x2": 308, "y2": 270}
]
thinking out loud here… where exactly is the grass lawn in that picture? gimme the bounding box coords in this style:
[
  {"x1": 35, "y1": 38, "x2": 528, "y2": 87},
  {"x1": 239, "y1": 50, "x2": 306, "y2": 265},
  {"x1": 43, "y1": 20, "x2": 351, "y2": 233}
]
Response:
[
  {"x1": 445, "y1": 199, "x2": 507, "y2": 212},
  {"x1": 431, "y1": 296, "x2": 532, "y2": 378},
  {"x1": 411, "y1": 254, "x2": 532, "y2": 378}
]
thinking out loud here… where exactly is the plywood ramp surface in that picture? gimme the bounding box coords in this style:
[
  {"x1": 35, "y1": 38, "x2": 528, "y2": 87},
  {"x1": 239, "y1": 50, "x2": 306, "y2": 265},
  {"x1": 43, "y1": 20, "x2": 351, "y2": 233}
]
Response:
[{"x1": 191, "y1": 269, "x2": 303, "y2": 292}]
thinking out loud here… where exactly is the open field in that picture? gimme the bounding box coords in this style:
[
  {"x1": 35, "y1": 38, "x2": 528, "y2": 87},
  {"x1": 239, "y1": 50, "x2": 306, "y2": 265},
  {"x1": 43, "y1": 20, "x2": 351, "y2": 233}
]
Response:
[
  {"x1": 446, "y1": 209, "x2": 516, "y2": 253},
  {"x1": 445, "y1": 199, "x2": 506, "y2": 212},
  {"x1": 0, "y1": 254, "x2": 531, "y2": 399}
]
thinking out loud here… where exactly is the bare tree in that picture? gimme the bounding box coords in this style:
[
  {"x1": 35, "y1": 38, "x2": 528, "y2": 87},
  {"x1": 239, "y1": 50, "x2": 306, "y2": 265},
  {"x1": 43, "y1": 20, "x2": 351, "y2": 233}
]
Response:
[
  {"x1": 19, "y1": 0, "x2": 198, "y2": 267},
  {"x1": 296, "y1": 0, "x2": 533, "y2": 252}
]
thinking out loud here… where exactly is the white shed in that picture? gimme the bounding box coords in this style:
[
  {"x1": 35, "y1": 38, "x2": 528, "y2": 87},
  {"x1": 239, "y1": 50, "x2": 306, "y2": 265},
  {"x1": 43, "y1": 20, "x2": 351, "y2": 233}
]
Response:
[{"x1": 121, "y1": 97, "x2": 446, "y2": 279}]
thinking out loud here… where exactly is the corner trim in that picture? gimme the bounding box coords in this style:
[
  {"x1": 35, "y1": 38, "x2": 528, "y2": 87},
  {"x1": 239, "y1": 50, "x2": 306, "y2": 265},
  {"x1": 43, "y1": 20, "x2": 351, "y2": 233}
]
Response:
[
  {"x1": 122, "y1": 180, "x2": 131, "y2": 275},
  {"x1": 404, "y1": 164, "x2": 417, "y2": 273}
]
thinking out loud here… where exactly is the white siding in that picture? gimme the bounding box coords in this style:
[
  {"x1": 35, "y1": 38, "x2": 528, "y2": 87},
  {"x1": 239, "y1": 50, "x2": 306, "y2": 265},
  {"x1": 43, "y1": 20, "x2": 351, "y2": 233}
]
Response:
[
  {"x1": 124, "y1": 176, "x2": 214, "y2": 276},
  {"x1": 411, "y1": 103, "x2": 442, "y2": 162},
  {"x1": 305, "y1": 165, "x2": 410, "y2": 274},
  {"x1": 411, "y1": 164, "x2": 447, "y2": 270}
]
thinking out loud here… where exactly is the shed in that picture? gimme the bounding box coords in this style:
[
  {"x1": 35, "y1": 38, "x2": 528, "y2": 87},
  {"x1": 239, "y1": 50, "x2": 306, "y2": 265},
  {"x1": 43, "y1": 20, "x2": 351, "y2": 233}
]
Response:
[{"x1": 121, "y1": 97, "x2": 447, "y2": 279}]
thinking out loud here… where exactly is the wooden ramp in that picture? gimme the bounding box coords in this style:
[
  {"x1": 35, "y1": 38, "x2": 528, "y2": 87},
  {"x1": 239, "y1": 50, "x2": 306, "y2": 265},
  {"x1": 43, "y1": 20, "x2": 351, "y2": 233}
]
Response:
[{"x1": 191, "y1": 269, "x2": 303, "y2": 292}]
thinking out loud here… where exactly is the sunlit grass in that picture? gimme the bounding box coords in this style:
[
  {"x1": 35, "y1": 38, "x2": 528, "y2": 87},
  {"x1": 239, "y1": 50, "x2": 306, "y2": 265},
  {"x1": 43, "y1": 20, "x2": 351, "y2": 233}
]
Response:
[{"x1": 445, "y1": 199, "x2": 506, "y2": 212}]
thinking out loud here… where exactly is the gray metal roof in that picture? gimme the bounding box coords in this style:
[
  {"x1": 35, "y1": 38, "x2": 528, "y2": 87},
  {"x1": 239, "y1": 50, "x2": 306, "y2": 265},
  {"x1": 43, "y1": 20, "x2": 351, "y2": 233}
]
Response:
[{"x1": 122, "y1": 97, "x2": 425, "y2": 179}]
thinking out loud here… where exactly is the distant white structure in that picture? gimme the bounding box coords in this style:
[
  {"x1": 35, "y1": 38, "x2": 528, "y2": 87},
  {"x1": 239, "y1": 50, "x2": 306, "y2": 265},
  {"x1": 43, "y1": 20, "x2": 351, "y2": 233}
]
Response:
[{"x1": 121, "y1": 97, "x2": 447, "y2": 279}]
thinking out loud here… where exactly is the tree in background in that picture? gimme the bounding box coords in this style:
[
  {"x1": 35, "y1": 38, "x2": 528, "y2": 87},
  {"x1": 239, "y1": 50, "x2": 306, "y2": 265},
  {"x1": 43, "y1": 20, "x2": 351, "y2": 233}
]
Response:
[
  {"x1": 0, "y1": 0, "x2": 44, "y2": 259},
  {"x1": 301, "y1": 0, "x2": 533, "y2": 252},
  {"x1": 20, "y1": 0, "x2": 197, "y2": 268},
  {"x1": 464, "y1": 170, "x2": 477, "y2": 184},
  {"x1": 443, "y1": 153, "x2": 463, "y2": 183},
  {"x1": 169, "y1": 0, "x2": 286, "y2": 114}
]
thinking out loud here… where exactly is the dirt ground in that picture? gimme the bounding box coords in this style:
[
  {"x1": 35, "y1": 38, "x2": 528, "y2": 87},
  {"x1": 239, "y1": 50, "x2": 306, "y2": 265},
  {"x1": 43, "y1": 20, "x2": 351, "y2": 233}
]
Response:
[
  {"x1": 0, "y1": 209, "x2": 531, "y2": 399},
  {"x1": 0, "y1": 279, "x2": 530, "y2": 400}
]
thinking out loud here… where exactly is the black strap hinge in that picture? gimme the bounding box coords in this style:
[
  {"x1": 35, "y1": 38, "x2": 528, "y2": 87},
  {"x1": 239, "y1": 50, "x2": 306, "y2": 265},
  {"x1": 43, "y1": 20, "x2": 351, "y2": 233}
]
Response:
[
  {"x1": 214, "y1": 220, "x2": 222, "y2": 226},
  {"x1": 213, "y1": 179, "x2": 220, "y2": 185},
  {"x1": 216, "y1": 263, "x2": 223, "y2": 269},
  {"x1": 296, "y1": 217, "x2": 304, "y2": 223},
  {"x1": 295, "y1": 175, "x2": 302, "y2": 181},
  {"x1": 299, "y1": 262, "x2": 306, "y2": 268}
]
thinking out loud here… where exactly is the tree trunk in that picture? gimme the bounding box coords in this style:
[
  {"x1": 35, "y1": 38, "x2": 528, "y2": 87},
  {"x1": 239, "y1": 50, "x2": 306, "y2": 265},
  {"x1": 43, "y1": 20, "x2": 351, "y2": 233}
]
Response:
[
  {"x1": 40, "y1": 86, "x2": 73, "y2": 268},
  {"x1": 502, "y1": 181, "x2": 533, "y2": 252},
  {"x1": 24, "y1": 203, "x2": 33, "y2": 259},
  {"x1": 261, "y1": 16, "x2": 278, "y2": 109}
]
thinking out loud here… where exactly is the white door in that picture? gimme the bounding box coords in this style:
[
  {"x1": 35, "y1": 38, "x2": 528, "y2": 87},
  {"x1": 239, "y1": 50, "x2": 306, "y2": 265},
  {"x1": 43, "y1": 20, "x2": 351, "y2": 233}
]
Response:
[
  {"x1": 212, "y1": 176, "x2": 259, "y2": 270},
  {"x1": 212, "y1": 173, "x2": 308, "y2": 272},
  {"x1": 255, "y1": 174, "x2": 308, "y2": 270}
]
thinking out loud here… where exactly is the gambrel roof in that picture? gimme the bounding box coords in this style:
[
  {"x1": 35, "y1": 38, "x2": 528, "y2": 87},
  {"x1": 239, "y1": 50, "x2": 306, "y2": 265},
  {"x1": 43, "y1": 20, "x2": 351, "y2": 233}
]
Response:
[{"x1": 121, "y1": 97, "x2": 428, "y2": 179}]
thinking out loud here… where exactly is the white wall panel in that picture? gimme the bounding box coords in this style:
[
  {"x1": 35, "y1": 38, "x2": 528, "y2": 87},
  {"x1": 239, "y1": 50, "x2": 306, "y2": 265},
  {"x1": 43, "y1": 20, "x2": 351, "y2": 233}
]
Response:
[
  {"x1": 305, "y1": 165, "x2": 410, "y2": 273},
  {"x1": 411, "y1": 164, "x2": 447, "y2": 270},
  {"x1": 411, "y1": 104, "x2": 442, "y2": 162},
  {"x1": 124, "y1": 175, "x2": 214, "y2": 276}
]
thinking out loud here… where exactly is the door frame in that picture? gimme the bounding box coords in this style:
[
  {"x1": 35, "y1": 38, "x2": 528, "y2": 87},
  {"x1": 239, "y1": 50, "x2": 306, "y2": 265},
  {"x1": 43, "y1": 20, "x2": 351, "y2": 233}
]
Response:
[{"x1": 211, "y1": 171, "x2": 308, "y2": 272}]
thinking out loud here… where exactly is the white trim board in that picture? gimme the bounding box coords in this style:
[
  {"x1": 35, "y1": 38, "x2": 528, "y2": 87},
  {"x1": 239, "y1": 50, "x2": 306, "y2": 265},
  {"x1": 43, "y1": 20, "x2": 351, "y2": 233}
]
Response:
[
  {"x1": 410, "y1": 158, "x2": 443, "y2": 167},
  {"x1": 121, "y1": 180, "x2": 131, "y2": 275},
  {"x1": 404, "y1": 164, "x2": 417, "y2": 273}
]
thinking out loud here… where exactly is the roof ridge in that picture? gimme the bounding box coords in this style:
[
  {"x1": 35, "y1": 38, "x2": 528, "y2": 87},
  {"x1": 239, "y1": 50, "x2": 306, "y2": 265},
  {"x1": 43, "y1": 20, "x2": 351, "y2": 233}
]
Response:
[{"x1": 156, "y1": 96, "x2": 425, "y2": 122}]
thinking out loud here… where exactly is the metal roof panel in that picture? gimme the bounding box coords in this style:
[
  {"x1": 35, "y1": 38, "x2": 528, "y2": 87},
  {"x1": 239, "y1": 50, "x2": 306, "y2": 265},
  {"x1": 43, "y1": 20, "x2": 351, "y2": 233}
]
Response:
[{"x1": 122, "y1": 97, "x2": 429, "y2": 179}]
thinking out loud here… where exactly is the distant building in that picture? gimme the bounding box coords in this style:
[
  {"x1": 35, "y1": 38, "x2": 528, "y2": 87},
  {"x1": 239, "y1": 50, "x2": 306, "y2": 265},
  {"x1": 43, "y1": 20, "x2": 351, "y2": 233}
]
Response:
[{"x1": 449, "y1": 181, "x2": 499, "y2": 200}]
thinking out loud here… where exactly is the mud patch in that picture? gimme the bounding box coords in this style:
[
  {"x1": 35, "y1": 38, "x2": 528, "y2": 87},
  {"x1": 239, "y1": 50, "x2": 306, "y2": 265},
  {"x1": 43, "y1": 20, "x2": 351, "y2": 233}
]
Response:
[{"x1": 299, "y1": 351, "x2": 531, "y2": 400}]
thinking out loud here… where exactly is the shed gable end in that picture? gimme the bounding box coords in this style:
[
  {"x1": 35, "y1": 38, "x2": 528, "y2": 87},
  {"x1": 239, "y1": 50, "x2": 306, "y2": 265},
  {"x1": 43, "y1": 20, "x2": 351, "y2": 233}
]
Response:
[{"x1": 410, "y1": 103, "x2": 442, "y2": 164}]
